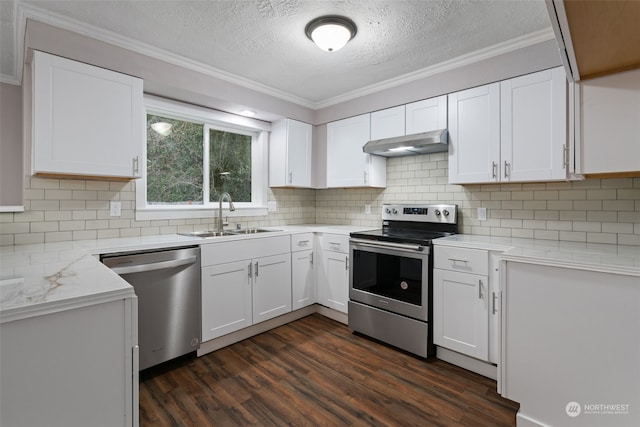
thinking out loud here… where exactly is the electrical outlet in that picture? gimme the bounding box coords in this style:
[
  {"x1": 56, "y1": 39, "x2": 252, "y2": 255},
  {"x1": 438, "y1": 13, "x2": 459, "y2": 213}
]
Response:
[
  {"x1": 364, "y1": 204, "x2": 372, "y2": 214},
  {"x1": 267, "y1": 201, "x2": 277, "y2": 212},
  {"x1": 477, "y1": 207, "x2": 487, "y2": 221},
  {"x1": 110, "y1": 201, "x2": 122, "y2": 217}
]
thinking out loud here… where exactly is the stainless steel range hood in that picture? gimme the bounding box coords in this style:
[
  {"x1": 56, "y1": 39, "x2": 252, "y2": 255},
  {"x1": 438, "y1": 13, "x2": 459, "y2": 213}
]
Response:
[{"x1": 363, "y1": 129, "x2": 448, "y2": 157}]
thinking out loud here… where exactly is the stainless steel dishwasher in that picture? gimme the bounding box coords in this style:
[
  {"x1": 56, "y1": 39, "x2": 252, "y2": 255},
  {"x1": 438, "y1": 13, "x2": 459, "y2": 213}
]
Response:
[{"x1": 101, "y1": 246, "x2": 201, "y2": 370}]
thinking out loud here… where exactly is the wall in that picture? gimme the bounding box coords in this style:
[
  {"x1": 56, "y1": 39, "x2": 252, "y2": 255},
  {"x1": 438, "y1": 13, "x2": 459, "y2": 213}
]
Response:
[
  {"x1": 0, "y1": 178, "x2": 315, "y2": 246},
  {"x1": 0, "y1": 83, "x2": 23, "y2": 209},
  {"x1": 2, "y1": 153, "x2": 639, "y2": 246},
  {"x1": 316, "y1": 153, "x2": 640, "y2": 246}
]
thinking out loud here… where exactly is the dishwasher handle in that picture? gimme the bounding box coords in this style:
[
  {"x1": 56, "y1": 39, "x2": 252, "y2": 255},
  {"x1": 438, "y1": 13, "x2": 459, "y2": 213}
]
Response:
[{"x1": 109, "y1": 255, "x2": 197, "y2": 275}]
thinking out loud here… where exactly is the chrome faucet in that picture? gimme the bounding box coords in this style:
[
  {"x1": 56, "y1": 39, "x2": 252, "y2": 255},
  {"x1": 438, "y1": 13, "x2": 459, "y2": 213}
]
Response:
[{"x1": 218, "y1": 192, "x2": 235, "y2": 232}]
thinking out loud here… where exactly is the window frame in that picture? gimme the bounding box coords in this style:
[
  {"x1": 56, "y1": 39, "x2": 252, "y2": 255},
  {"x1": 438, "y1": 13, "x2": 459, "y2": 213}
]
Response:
[{"x1": 136, "y1": 95, "x2": 270, "y2": 221}]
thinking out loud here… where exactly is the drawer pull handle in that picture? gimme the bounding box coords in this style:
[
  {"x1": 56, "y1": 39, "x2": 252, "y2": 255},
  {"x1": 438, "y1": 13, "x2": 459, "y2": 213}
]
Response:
[
  {"x1": 478, "y1": 279, "x2": 483, "y2": 300},
  {"x1": 492, "y1": 292, "x2": 498, "y2": 314},
  {"x1": 448, "y1": 258, "x2": 469, "y2": 264},
  {"x1": 298, "y1": 240, "x2": 309, "y2": 245}
]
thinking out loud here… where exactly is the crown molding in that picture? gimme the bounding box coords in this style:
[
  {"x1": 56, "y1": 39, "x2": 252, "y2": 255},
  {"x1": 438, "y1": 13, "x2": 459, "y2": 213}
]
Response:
[
  {"x1": 6, "y1": 2, "x2": 555, "y2": 110},
  {"x1": 314, "y1": 27, "x2": 557, "y2": 109},
  {"x1": 11, "y1": 2, "x2": 316, "y2": 108}
]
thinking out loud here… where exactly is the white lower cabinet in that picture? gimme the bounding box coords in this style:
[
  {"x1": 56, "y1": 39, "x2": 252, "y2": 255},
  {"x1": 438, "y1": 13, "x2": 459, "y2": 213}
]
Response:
[
  {"x1": 200, "y1": 236, "x2": 292, "y2": 341},
  {"x1": 316, "y1": 234, "x2": 350, "y2": 313},
  {"x1": 252, "y1": 253, "x2": 292, "y2": 323},
  {"x1": 201, "y1": 260, "x2": 252, "y2": 341},
  {"x1": 291, "y1": 233, "x2": 315, "y2": 310},
  {"x1": 433, "y1": 268, "x2": 489, "y2": 360},
  {"x1": 433, "y1": 245, "x2": 494, "y2": 362},
  {"x1": 0, "y1": 296, "x2": 138, "y2": 427}
]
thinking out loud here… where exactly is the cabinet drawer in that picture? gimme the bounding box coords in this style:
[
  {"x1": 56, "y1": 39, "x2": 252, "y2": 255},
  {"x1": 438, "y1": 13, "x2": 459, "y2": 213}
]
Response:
[
  {"x1": 434, "y1": 246, "x2": 488, "y2": 275},
  {"x1": 201, "y1": 235, "x2": 290, "y2": 266},
  {"x1": 321, "y1": 234, "x2": 350, "y2": 253},
  {"x1": 291, "y1": 233, "x2": 314, "y2": 252}
]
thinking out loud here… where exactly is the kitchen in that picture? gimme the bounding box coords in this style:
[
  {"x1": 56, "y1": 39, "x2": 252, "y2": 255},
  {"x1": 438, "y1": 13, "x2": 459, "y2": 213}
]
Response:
[{"x1": 1, "y1": 1, "x2": 639, "y2": 426}]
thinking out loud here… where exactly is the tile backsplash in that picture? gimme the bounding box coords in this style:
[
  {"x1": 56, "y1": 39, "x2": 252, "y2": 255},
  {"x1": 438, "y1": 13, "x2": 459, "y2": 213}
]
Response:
[{"x1": 2, "y1": 153, "x2": 639, "y2": 246}]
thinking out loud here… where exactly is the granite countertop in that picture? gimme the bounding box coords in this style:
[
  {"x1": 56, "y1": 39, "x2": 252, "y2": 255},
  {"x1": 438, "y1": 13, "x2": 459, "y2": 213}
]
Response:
[{"x1": 434, "y1": 234, "x2": 640, "y2": 276}]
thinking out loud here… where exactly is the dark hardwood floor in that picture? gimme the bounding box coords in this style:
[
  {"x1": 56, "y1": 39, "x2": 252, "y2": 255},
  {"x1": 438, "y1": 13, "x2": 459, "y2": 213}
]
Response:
[{"x1": 139, "y1": 314, "x2": 518, "y2": 426}]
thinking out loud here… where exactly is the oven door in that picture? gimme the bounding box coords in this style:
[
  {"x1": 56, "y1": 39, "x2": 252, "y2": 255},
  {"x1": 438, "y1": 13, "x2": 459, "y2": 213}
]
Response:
[{"x1": 349, "y1": 238, "x2": 430, "y2": 321}]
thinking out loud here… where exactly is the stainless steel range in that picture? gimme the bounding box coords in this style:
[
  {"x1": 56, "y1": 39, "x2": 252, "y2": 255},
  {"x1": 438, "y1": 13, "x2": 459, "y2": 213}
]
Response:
[{"x1": 348, "y1": 204, "x2": 458, "y2": 358}]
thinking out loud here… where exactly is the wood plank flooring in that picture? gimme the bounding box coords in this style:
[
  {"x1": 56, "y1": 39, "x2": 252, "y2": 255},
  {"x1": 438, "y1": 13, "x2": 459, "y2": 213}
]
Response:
[{"x1": 139, "y1": 314, "x2": 518, "y2": 426}]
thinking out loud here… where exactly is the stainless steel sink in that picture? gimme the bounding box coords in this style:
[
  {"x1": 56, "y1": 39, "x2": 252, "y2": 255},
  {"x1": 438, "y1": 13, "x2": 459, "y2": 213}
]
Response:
[
  {"x1": 229, "y1": 228, "x2": 280, "y2": 234},
  {"x1": 178, "y1": 230, "x2": 236, "y2": 238}
]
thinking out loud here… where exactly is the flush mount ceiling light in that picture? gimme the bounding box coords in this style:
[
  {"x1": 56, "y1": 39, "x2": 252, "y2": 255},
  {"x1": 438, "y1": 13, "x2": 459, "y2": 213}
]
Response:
[
  {"x1": 150, "y1": 122, "x2": 172, "y2": 136},
  {"x1": 305, "y1": 15, "x2": 357, "y2": 52},
  {"x1": 239, "y1": 109, "x2": 256, "y2": 117}
]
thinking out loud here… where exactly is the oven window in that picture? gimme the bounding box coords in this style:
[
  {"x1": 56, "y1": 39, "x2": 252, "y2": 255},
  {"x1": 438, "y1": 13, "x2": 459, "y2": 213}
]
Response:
[{"x1": 352, "y1": 249, "x2": 423, "y2": 305}]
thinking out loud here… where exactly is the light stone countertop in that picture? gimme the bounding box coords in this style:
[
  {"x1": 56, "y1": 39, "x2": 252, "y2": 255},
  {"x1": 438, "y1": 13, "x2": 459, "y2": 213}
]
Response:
[
  {"x1": 434, "y1": 234, "x2": 640, "y2": 276},
  {"x1": 0, "y1": 224, "x2": 373, "y2": 321}
]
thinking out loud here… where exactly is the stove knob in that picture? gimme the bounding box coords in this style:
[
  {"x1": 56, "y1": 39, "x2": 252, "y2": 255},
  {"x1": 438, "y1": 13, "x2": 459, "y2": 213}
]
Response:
[
  {"x1": 443, "y1": 209, "x2": 450, "y2": 217},
  {"x1": 434, "y1": 209, "x2": 441, "y2": 216},
  {"x1": 392, "y1": 209, "x2": 398, "y2": 215},
  {"x1": 385, "y1": 208, "x2": 391, "y2": 214}
]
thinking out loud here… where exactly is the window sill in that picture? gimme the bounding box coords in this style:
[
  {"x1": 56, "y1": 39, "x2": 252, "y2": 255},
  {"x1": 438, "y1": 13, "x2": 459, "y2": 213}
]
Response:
[{"x1": 135, "y1": 206, "x2": 268, "y2": 221}]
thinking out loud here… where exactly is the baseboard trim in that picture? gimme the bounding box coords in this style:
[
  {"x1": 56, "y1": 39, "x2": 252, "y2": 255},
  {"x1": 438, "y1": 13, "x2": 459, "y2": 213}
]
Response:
[
  {"x1": 436, "y1": 346, "x2": 497, "y2": 380},
  {"x1": 198, "y1": 304, "x2": 348, "y2": 356},
  {"x1": 516, "y1": 412, "x2": 550, "y2": 427}
]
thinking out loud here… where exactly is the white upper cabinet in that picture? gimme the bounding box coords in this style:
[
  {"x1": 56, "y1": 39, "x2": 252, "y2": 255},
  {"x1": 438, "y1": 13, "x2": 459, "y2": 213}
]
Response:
[
  {"x1": 448, "y1": 67, "x2": 568, "y2": 184},
  {"x1": 31, "y1": 51, "x2": 143, "y2": 178},
  {"x1": 501, "y1": 67, "x2": 567, "y2": 182},
  {"x1": 578, "y1": 68, "x2": 640, "y2": 174},
  {"x1": 269, "y1": 118, "x2": 313, "y2": 187},
  {"x1": 405, "y1": 95, "x2": 447, "y2": 134},
  {"x1": 370, "y1": 105, "x2": 405, "y2": 140},
  {"x1": 448, "y1": 83, "x2": 501, "y2": 184},
  {"x1": 326, "y1": 113, "x2": 386, "y2": 188}
]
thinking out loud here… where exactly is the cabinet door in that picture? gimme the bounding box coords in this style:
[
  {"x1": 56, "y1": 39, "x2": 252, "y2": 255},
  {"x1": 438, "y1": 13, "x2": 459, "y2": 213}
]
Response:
[
  {"x1": 286, "y1": 119, "x2": 313, "y2": 187},
  {"x1": 448, "y1": 83, "x2": 500, "y2": 184},
  {"x1": 321, "y1": 251, "x2": 349, "y2": 313},
  {"x1": 579, "y1": 68, "x2": 640, "y2": 174},
  {"x1": 433, "y1": 269, "x2": 489, "y2": 361},
  {"x1": 252, "y1": 253, "x2": 292, "y2": 324},
  {"x1": 501, "y1": 67, "x2": 567, "y2": 181},
  {"x1": 405, "y1": 95, "x2": 447, "y2": 134},
  {"x1": 201, "y1": 260, "x2": 252, "y2": 341},
  {"x1": 32, "y1": 51, "x2": 143, "y2": 178},
  {"x1": 292, "y1": 249, "x2": 315, "y2": 310},
  {"x1": 270, "y1": 119, "x2": 312, "y2": 187},
  {"x1": 327, "y1": 114, "x2": 383, "y2": 188},
  {"x1": 370, "y1": 105, "x2": 405, "y2": 140}
]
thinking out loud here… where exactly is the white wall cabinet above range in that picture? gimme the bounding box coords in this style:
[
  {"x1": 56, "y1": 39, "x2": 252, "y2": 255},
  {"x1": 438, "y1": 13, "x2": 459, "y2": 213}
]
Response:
[
  {"x1": 269, "y1": 118, "x2": 313, "y2": 188},
  {"x1": 369, "y1": 95, "x2": 448, "y2": 140},
  {"x1": 405, "y1": 95, "x2": 448, "y2": 135},
  {"x1": 326, "y1": 114, "x2": 386, "y2": 188},
  {"x1": 370, "y1": 105, "x2": 405, "y2": 140},
  {"x1": 31, "y1": 51, "x2": 144, "y2": 179},
  {"x1": 448, "y1": 67, "x2": 568, "y2": 184}
]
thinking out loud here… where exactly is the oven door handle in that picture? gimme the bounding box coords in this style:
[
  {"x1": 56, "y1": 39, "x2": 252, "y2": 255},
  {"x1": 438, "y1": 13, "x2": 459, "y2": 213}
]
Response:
[{"x1": 349, "y1": 238, "x2": 425, "y2": 252}]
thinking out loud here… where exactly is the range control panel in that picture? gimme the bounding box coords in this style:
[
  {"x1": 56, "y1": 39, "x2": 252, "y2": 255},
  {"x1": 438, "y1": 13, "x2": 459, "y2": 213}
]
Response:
[{"x1": 381, "y1": 204, "x2": 457, "y2": 224}]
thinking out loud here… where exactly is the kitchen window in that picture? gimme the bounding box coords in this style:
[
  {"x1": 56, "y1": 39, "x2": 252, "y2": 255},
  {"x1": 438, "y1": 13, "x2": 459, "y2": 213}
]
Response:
[{"x1": 135, "y1": 95, "x2": 269, "y2": 220}]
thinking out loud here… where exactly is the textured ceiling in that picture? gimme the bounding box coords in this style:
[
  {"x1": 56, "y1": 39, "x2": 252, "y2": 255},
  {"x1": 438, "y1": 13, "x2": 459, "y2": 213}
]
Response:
[{"x1": 0, "y1": 0, "x2": 552, "y2": 105}]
